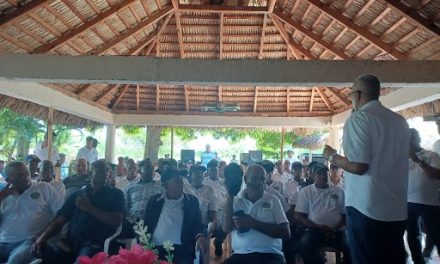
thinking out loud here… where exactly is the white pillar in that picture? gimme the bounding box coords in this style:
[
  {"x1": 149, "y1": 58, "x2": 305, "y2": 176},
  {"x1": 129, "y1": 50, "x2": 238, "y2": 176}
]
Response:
[
  {"x1": 328, "y1": 126, "x2": 341, "y2": 153},
  {"x1": 105, "y1": 125, "x2": 116, "y2": 163}
]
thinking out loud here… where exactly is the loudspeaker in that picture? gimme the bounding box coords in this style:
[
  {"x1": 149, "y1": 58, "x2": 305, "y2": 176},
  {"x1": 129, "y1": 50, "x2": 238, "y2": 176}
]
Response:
[
  {"x1": 181, "y1": 149, "x2": 195, "y2": 163},
  {"x1": 249, "y1": 150, "x2": 262, "y2": 163}
]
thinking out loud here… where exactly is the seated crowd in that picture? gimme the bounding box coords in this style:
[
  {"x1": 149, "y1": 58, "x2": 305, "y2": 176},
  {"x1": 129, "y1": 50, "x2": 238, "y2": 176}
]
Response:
[{"x1": 2, "y1": 75, "x2": 440, "y2": 264}]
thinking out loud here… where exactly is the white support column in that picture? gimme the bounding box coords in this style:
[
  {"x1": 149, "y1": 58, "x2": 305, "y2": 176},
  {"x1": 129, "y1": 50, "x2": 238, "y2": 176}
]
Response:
[
  {"x1": 327, "y1": 126, "x2": 341, "y2": 152},
  {"x1": 105, "y1": 125, "x2": 116, "y2": 163}
]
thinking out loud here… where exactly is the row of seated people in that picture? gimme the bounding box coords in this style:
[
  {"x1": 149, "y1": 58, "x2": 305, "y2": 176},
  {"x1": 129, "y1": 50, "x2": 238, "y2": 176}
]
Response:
[{"x1": 0, "y1": 157, "x2": 348, "y2": 264}]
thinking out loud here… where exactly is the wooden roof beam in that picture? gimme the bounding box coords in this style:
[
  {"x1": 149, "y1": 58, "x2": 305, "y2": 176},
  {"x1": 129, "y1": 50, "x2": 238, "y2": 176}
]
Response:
[
  {"x1": 259, "y1": 14, "x2": 268, "y2": 59},
  {"x1": 33, "y1": 0, "x2": 138, "y2": 53},
  {"x1": 136, "y1": 85, "x2": 140, "y2": 110},
  {"x1": 0, "y1": 0, "x2": 56, "y2": 29},
  {"x1": 309, "y1": 87, "x2": 315, "y2": 112},
  {"x1": 271, "y1": 15, "x2": 315, "y2": 59},
  {"x1": 286, "y1": 88, "x2": 290, "y2": 112},
  {"x1": 178, "y1": 5, "x2": 268, "y2": 14},
  {"x1": 305, "y1": 0, "x2": 407, "y2": 60},
  {"x1": 94, "y1": 84, "x2": 120, "y2": 103},
  {"x1": 89, "y1": 5, "x2": 173, "y2": 55},
  {"x1": 155, "y1": 12, "x2": 174, "y2": 57},
  {"x1": 253, "y1": 87, "x2": 258, "y2": 113},
  {"x1": 184, "y1": 85, "x2": 189, "y2": 111},
  {"x1": 111, "y1": 84, "x2": 130, "y2": 109},
  {"x1": 325, "y1": 87, "x2": 350, "y2": 106},
  {"x1": 219, "y1": 13, "x2": 224, "y2": 59},
  {"x1": 316, "y1": 87, "x2": 335, "y2": 113},
  {"x1": 382, "y1": 0, "x2": 440, "y2": 36},
  {"x1": 156, "y1": 85, "x2": 160, "y2": 111},
  {"x1": 273, "y1": 11, "x2": 350, "y2": 59},
  {"x1": 75, "y1": 84, "x2": 92, "y2": 95},
  {"x1": 172, "y1": 0, "x2": 184, "y2": 59}
]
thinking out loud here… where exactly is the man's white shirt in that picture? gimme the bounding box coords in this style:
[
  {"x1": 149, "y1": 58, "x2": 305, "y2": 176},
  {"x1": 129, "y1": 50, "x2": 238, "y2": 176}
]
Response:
[
  {"x1": 0, "y1": 182, "x2": 63, "y2": 243},
  {"x1": 232, "y1": 191, "x2": 288, "y2": 256},
  {"x1": 342, "y1": 100, "x2": 410, "y2": 221},
  {"x1": 295, "y1": 184, "x2": 345, "y2": 228},
  {"x1": 194, "y1": 184, "x2": 219, "y2": 225},
  {"x1": 34, "y1": 142, "x2": 60, "y2": 165},
  {"x1": 76, "y1": 146, "x2": 99, "y2": 165},
  {"x1": 408, "y1": 150, "x2": 440, "y2": 206}
]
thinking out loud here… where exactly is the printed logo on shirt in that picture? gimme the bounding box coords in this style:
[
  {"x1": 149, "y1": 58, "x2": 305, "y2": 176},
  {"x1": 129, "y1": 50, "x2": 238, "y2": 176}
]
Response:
[
  {"x1": 30, "y1": 192, "x2": 40, "y2": 199},
  {"x1": 330, "y1": 193, "x2": 338, "y2": 200}
]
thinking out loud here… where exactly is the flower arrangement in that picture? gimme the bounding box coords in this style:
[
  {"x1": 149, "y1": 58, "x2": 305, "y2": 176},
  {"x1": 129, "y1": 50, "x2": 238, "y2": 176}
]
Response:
[{"x1": 78, "y1": 220, "x2": 174, "y2": 264}]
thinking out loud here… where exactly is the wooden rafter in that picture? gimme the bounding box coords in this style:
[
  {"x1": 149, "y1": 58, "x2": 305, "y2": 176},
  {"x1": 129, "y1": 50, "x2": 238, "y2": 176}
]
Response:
[
  {"x1": 253, "y1": 87, "x2": 258, "y2": 113},
  {"x1": 45, "y1": 5, "x2": 73, "y2": 30},
  {"x1": 33, "y1": 0, "x2": 138, "y2": 53},
  {"x1": 312, "y1": 12, "x2": 325, "y2": 29},
  {"x1": 178, "y1": 5, "x2": 267, "y2": 14},
  {"x1": 316, "y1": 87, "x2": 335, "y2": 112},
  {"x1": 219, "y1": 13, "x2": 224, "y2": 60},
  {"x1": 111, "y1": 84, "x2": 130, "y2": 109},
  {"x1": 273, "y1": 11, "x2": 350, "y2": 59},
  {"x1": 369, "y1": 7, "x2": 391, "y2": 28},
  {"x1": 145, "y1": 42, "x2": 156, "y2": 56},
  {"x1": 271, "y1": 15, "x2": 315, "y2": 59},
  {"x1": 184, "y1": 85, "x2": 189, "y2": 111},
  {"x1": 0, "y1": 31, "x2": 32, "y2": 51},
  {"x1": 309, "y1": 87, "x2": 315, "y2": 112},
  {"x1": 125, "y1": 33, "x2": 157, "y2": 55},
  {"x1": 259, "y1": 14, "x2": 268, "y2": 59},
  {"x1": 94, "y1": 84, "x2": 120, "y2": 102},
  {"x1": 382, "y1": 17, "x2": 406, "y2": 36},
  {"x1": 354, "y1": 0, "x2": 375, "y2": 20},
  {"x1": 305, "y1": 0, "x2": 407, "y2": 60},
  {"x1": 218, "y1": 86, "x2": 222, "y2": 102},
  {"x1": 409, "y1": 37, "x2": 438, "y2": 54},
  {"x1": 27, "y1": 13, "x2": 61, "y2": 37},
  {"x1": 291, "y1": 0, "x2": 301, "y2": 14},
  {"x1": 172, "y1": 0, "x2": 184, "y2": 59},
  {"x1": 0, "y1": 0, "x2": 56, "y2": 29},
  {"x1": 136, "y1": 85, "x2": 140, "y2": 110},
  {"x1": 301, "y1": 4, "x2": 313, "y2": 22},
  {"x1": 89, "y1": 6, "x2": 173, "y2": 55},
  {"x1": 64, "y1": 0, "x2": 86, "y2": 21},
  {"x1": 155, "y1": 12, "x2": 174, "y2": 57},
  {"x1": 286, "y1": 88, "x2": 290, "y2": 112},
  {"x1": 382, "y1": 0, "x2": 440, "y2": 36},
  {"x1": 268, "y1": 0, "x2": 277, "y2": 13},
  {"x1": 325, "y1": 87, "x2": 350, "y2": 106},
  {"x1": 156, "y1": 85, "x2": 160, "y2": 111},
  {"x1": 76, "y1": 84, "x2": 92, "y2": 95}
]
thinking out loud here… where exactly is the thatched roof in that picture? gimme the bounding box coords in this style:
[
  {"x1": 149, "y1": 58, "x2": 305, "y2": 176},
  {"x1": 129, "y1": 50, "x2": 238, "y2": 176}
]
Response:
[
  {"x1": 0, "y1": 94, "x2": 101, "y2": 127},
  {"x1": 399, "y1": 99, "x2": 440, "y2": 120},
  {"x1": 0, "y1": 0, "x2": 438, "y2": 118},
  {"x1": 293, "y1": 132, "x2": 328, "y2": 149}
]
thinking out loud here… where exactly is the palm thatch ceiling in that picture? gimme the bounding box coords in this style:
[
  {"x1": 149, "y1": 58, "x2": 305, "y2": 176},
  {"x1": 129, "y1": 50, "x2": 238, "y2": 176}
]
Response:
[{"x1": 0, "y1": 0, "x2": 439, "y2": 118}]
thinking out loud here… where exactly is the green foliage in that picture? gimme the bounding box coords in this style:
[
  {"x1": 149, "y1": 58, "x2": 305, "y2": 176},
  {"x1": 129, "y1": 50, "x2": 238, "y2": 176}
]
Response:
[
  {"x1": 211, "y1": 128, "x2": 247, "y2": 143},
  {"x1": 121, "y1": 125, "x2": 142, "y2": 136},
  {"x1": 249, "y1": 130, "x2": 298, "y2": 159}
]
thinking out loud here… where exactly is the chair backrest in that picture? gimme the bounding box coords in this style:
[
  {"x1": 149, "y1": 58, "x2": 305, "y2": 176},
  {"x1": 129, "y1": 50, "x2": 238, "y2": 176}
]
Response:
[{"x1": 103, "y1": 223, "x2": 123, "y2": 254}]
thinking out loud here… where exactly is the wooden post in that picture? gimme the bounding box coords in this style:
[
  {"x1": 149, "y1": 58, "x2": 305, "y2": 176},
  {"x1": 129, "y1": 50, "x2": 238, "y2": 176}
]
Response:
[
  {"x1": 170, "y1": 126, "x2": 174, "y2": 159},
  {"x1": 47, "y1": 107, "x2": 53, "y2": 162},
  {"x1": 280, "y1": 127, "x2": 285, "y2": 162}
]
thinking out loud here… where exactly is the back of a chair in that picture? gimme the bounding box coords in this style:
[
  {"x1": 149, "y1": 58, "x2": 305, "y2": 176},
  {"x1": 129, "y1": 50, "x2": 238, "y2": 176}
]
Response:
[{"x1": 103, "y1": 223, "x2": 123, "y2": 254}]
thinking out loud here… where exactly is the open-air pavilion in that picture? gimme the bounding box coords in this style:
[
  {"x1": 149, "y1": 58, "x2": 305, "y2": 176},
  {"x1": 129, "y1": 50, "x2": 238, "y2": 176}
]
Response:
[{"x1": 0, "y1": 0, "x2": 439, "y2": 159}]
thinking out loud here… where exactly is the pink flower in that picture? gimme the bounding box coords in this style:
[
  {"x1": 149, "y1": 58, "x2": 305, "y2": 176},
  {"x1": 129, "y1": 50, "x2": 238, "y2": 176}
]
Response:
[
  {"x1": 78, "y1": 252, "x2": 108, "y2": 264},
  {"x1": 108, "y1": 245, "x2": 157, "y2": 264}
]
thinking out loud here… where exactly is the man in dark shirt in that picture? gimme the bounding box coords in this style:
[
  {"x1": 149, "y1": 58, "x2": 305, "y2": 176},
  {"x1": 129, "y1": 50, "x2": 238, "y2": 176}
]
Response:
[
  {"x1": 63, "y1": 159, "x2": 90, "y2": 200},
  {"x1": 31, "y1": 160, "x2": 124, "y2": 263}
]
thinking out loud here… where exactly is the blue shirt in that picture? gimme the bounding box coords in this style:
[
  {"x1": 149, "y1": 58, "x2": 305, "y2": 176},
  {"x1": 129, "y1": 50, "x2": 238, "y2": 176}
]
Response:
[{"x1": 201, "y1": 151, "x2": 216, "y2": 167}]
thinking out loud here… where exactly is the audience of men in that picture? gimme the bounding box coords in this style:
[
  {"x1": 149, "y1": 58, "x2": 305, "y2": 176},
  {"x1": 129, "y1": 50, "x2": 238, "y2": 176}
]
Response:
[
  {"x1": 34, "y1": 132, "x2": 60, "y2": 166},
  {"x1": 295, "y1": 165, "x2": 349, "y2": 264},
  {"x1": 76, "y1": 136, "x2": 99, "y2": 165},
  {"x1": 39, "y1": 160, "x2": 65, "y2": 197},
  {"x1": 0, "y1": 162, "x2": 63, "y2": 263},
  {"x1": 323, "y1": 74, "x2": 411, "y2": 263},
  {"x1": 144, "y1": 168, "x2": 206, "y2": 264},
  {"x1": 32, "y1": 160, "x2": 125, "y2": 263},
  {"x1": 406, "y1": 128, "x2": 440, "y2": 264},
  {"x1": 223, "y1": 164, "x2": 290, "y2": 264},
  {"x1": 63, "y1": 159, "x2": 90, "y2": 200},
  {"x1": 125, "y1": 159, "x2": 162, "y2": 222}
]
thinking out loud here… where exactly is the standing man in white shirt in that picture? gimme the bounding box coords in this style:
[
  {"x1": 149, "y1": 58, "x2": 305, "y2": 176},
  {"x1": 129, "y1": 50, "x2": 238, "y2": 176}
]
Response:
[
  {"x1": 76, "y1": 136, "x2": 98, "y2": 165},
  {"x1": 406, "y1": 128, "x2": 440, "y2": 264},
  {"x1": 323, "y1": 74, "x2": 411, "y2": 264},
  {"x1": 34, "y1": 132, "x2": 60, "y2": 166},
  {"x1": 286, "y1": 149, "x2": 299, "y2": 164}
]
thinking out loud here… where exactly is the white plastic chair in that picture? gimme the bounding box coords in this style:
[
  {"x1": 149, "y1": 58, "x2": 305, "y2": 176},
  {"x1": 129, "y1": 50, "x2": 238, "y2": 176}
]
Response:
[
  {"x1": 104, "y1": 223, "x2": 123, "y2": 254},
  {"x1": 194, "y1": 222, "x2": 215, "y2": 264}
]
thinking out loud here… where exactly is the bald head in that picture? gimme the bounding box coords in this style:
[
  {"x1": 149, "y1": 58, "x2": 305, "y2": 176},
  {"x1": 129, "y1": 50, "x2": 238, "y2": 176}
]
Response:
[{"x1": 353, "y1": 74, "x2": 381, "y2": 101}]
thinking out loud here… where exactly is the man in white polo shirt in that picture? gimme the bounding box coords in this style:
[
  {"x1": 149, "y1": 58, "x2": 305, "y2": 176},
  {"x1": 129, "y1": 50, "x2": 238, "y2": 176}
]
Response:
[
  {"x1": 0, "y1": 161, "x2": 63, "y2": 264},
  {"x1": 323, "y1": 74, "x2": 411, "y2": 264},
  {"x1": 295, "y1": 164, "x2": 349, "y2": 264},
  {"x1": 406, "y1": 128, "x2": 440, "y2": 264},
  {"x1": 76, "y1": 136, "x2": 99, "y2": 165},
  {"x1": 223, "y1": 164, "x2": 290, "y2": 264}
]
